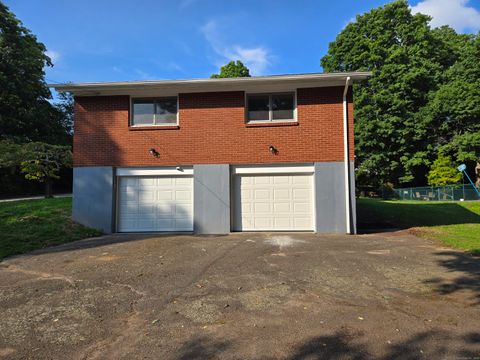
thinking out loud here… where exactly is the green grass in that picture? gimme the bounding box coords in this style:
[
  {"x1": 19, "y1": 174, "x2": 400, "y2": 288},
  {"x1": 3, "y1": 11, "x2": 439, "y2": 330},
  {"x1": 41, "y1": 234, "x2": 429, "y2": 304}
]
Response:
[
  {"x1": 357, "y1": 198, "x2": 480, "y2": 254},
  {"x1": 0, "y1": 197, "x2": 102, "y2": 260}
]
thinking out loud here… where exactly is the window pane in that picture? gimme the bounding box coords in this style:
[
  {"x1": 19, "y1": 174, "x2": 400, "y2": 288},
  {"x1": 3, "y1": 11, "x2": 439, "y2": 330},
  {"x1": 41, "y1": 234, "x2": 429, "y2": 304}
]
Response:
[
  {"x1": 272, "y1": 94, "x2": 294, "y2": 120},
  {"x1": 247, "y1": 95, "x2": 270, "y2": 121},
  {"x1": 133, "y1": 101, "x2": 155, "y2": 125},
  {"x1": 155, "y1": 98, "x2": 177, "y2": 124}
]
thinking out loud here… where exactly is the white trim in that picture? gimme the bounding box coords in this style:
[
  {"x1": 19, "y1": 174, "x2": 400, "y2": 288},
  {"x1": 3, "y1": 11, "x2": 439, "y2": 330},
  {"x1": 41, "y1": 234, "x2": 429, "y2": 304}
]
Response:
[
  {"x1": 245, "y1": 91, "x2": 297, "y2": 123},
  {"x1": 343, "y1": 77, "x2": 352, "y2": 234},
  {"x1": 232, "y1": 165, "x2": 314, "y2": 175},
  {"x1": 117, "y1": 167, "x2": 193, "y2": 176},
  {"x1": 50, "y1": 72, "x2": 372, "y2": 96}
]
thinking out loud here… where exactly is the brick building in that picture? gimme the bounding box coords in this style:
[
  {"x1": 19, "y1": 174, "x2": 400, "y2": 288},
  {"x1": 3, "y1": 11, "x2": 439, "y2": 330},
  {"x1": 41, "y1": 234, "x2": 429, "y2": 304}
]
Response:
[{"x1": 51, "y1": 72, "x2": 371, "y2": 234}]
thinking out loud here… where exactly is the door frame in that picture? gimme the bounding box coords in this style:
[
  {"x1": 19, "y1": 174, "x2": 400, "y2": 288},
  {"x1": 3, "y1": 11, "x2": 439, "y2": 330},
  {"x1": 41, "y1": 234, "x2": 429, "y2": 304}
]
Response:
[
  {"x1": 115, "y1": 166, "x2": 194, "y2": 233},
  {"x1": 231, "y1": 164, "x2": 315, "y2": 232}
]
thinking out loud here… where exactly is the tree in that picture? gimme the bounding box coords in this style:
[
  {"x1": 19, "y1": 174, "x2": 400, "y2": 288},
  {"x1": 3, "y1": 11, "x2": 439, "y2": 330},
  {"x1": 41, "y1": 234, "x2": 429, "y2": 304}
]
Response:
[
  {"x1": 424, "y1": 33, "x2": 480, "y2": 166},
  {"x1": 211, "y1": 60, "x2": 251, "y2": 78},
  {"x1": 0, "y1": 140, "x2": 72, "y2": 198},
  {"x1": 0, "y1": 1, "x2": 69, "y2": 144},
  {"x1": 54, "y1": 91, "x2": 74, "y2": 136},
  {"x1": 20, "y1": 142, "x2": 72, "y2": 198},
  {"x1": 427, "y1": 155, "x2": 462, "y2": 186},
  {"x1": 320, "y1": 0, "x2": 467, "y2": 189}
]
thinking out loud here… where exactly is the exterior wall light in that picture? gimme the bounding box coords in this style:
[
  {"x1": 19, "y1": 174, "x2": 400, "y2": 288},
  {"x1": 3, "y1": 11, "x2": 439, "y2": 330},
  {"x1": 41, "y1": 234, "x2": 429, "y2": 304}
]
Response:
[
  {"x1": 268, "y1": 145, "x2": 278, "y2": 155},
  {"x1": 149, "y1": 148, "x2": 160, "y2": 158}
]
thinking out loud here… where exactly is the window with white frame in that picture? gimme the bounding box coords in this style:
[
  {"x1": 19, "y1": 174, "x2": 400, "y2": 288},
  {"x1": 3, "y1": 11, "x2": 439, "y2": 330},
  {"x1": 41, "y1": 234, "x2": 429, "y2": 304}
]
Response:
[
  {"x1": 131, "y1": 97, "x2": 178, "y2": 126},
  {"x1": 246, "y1": 92, "x2": 295, "y2": 122}
]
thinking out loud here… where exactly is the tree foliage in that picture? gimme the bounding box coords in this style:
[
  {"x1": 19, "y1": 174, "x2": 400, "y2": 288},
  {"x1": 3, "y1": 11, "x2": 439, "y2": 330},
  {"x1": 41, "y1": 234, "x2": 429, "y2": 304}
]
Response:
[
  {"x1": 211, "y1": 60, "x2": 251, "y2": 78},
  {"x1": 427, "y1": 155, "x2": 462, "y2": 186},
  {"x1": 321, "y1": 0, "x2": 479, "y2": 189},
  {"x1": 0, "y1": 1, "x2": 70, "y2": 144},
  {"x1": 0, "y1": 140, "x2": 72, "y2": 197}
]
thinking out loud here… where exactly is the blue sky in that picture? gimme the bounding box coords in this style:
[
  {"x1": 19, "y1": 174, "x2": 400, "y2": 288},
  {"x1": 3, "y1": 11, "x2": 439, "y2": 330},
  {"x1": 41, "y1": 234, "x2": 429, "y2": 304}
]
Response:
[{"x1": 4, "y1": 0, "x2": 480, "y2": 85}]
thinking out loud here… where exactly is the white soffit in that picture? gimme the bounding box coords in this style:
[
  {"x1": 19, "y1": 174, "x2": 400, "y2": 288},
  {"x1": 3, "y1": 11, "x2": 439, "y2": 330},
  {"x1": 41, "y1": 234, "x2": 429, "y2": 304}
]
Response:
[{"x1": 49, "y1": 72, "x2": 372, "y2": 97}]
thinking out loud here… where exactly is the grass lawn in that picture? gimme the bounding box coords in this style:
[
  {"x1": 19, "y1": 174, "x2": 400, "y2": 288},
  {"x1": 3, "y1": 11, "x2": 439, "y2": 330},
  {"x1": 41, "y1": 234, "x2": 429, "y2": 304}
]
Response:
[
  {"x1": 0, "y1": 197, "x2": 102, "y2": 260},
  {"x1": 357, "y1": 198, "x2": 480, "y2": 254}
]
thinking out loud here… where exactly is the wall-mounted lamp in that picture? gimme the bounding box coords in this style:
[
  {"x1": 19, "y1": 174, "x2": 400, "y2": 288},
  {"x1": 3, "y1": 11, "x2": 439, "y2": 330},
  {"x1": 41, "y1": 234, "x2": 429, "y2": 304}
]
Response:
[
  {"x1": 268, "y1": 145, "x2": 278, "y2": 155},
  {"x1": 149, "y1": 148, "x2": 160, "y2": 158}
]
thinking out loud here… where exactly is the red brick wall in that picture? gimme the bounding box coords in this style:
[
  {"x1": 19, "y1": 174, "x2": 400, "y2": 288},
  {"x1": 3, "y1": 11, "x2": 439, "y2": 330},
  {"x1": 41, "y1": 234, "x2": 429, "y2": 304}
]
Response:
[{"x1": 73, "y1": 86, "x2": 354, "y2": 167}]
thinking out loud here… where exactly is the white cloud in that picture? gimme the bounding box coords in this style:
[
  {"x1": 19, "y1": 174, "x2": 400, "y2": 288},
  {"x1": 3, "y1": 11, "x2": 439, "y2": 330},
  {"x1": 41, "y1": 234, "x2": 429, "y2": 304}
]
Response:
[
  {"x1": 46, "y1": 50, "x2": 60, "y2": 64},
  {"x1": 201, "y1": 20, "x2": 272, "y2": 75},
  {"x1": 411, "y1": 0, "x2": 480, "y2": 33}
]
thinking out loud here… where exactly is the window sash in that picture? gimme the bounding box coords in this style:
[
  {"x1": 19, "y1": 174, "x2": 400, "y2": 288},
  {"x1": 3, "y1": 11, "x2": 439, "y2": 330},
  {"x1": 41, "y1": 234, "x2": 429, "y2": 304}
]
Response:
[
  {"x1": 132, "y1": 97, "x2": 178, "y2": 126},
  {"x1": 246, "y1": 93, "x2": 295, "y2": 123}
]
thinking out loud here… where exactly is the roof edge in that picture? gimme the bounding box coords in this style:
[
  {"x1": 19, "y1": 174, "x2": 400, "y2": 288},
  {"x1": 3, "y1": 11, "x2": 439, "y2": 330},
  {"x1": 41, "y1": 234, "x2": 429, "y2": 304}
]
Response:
[{"x1": 49, "y1": 71, "x2": 372, "y2": 94}]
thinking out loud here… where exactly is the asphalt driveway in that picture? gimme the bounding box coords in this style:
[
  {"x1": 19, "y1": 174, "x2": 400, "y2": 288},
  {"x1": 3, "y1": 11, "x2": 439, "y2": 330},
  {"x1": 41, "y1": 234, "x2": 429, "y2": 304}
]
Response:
[{"x1": 0, "y1": 232, "x2": 479, "y2": 359}]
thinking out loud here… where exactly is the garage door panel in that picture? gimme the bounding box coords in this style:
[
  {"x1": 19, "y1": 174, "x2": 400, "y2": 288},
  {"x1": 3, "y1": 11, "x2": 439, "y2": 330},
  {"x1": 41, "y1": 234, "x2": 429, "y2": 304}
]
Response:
[
  {"x1": 254, "y1": 176, "x2": 270, "y2": 185},
  {"x1": 275, "y1": 217, "x2": 294, "y2": 228},
  {"x1": 118, "y1": 176, "x2": 193, "y2": 232},
  {"x1": 294, "y1": 218, "x2": 312, "y2": 228},
  {"x1": 274, "y1": 202, "x2": 291, "y2": 212},
  {"x1": 175, "y1": 218, "x2": 193, "y2": 229},
  {"x1": 121, "y1": 177, "x2": 137, "y2": 188},
  {"x1": 120, "y1": 201, "x2": 138, "y2": 212},
  {"x1": 138, "y1": 177, "x2": 155, "y2": 186},
  {"x1": 138, "y1": 189, "x2": 155, "y2": 201},
  {"x1": 293, "y1": 188, "x2": 310, "y2": 200},
  {"x1": 175, "y1": 177, "x2": 192, "y2": 186},
  {"x1": 175, "y1": 190, "x2": 192, "y2": 201},
  {"x1": 293, "y1": 176, "x2": 310, "y2": 185},
  {"x1": 254, "y1": 189, "x2": 270, "y2": 200},
  {"x1": 138, "y1": 204, "x2": 156, "y2": 215},
  {"x1": 174, "y1": 204, "x2": 192, "y2": 216},
  {"x1": 254, "y1": 202, "x2": 271, "y2": 213},
  {"x1": 293, "y1": 203, "x2": 310, "y2": 213},
  {"x1": 254, "y1": 218, "x2": 273, "y2": 229},
  {"x1": 120, "y1": 190, "x2": 137, "y2": 202},
  {"x1": 156, "y1": 177, "x2": 173, "y2": 185},
  {"x1": 274, "y1": 189, "x2": 290, "y2": 200},
  {"x1": 234, "y1": 173, "x2": 313, "y2": 231},
  {"x1": 273, "y1": 176, "x2": 290, "y2": 184}
]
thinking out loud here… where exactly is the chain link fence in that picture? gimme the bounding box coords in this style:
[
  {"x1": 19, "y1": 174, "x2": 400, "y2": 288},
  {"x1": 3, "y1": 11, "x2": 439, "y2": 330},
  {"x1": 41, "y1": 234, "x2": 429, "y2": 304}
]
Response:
[{"x1": 394, "y1": 184, "x2": 480, "y2": 201}]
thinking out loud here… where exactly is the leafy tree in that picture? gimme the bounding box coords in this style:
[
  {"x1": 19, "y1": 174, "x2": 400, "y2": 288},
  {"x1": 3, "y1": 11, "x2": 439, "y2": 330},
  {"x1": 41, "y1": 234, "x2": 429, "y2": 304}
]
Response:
[
  {"x1": 54, "y1": 91, "x2": 74, "y2": 136},
  {"x1": 211, "y1": 60, "x2": 251, "y2": 78},
  {"x1": 320, "y1": 0, "x2": 466, "y2": 189},
  {"x1": 0, "y1": 140, "x2": 72, "y2": 197},
  {"x1": 20, "y1": 142, "x2": 72, "y2": 198},
  {"x1": 0, "y1": 1, "x2": 69, "y2": 144},
  {"x1": 425, "y1": 33, "x2": 480, "y2": 166},
  {"x1": 427, "y1": 155, "x2": 462, "y2": 186}
]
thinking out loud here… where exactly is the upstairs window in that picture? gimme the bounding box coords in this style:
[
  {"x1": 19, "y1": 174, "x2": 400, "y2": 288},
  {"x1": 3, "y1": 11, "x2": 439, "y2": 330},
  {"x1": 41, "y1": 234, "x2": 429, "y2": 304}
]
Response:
[
  {"x1": 246, "y1": 92, "x2": 295, "y2": 123},
  {"x1": 131, "y1": 97, "x2": 178, "y2": 126}
]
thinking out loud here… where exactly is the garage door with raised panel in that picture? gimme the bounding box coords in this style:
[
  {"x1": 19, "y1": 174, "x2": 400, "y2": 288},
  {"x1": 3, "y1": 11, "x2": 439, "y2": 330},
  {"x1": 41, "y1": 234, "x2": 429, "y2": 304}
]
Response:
[
  {"x1": 234, "y1": 174, "x2": 314, "y2": 231},
  {"x1": 117, "y1": 176, "x2": 193, "y2": 232}
]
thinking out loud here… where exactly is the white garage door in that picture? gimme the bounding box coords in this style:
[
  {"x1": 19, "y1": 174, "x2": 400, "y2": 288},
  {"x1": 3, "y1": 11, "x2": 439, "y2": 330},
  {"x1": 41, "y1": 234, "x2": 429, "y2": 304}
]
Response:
[
  {"x1": 234, "y1": 173, "x2": 314, "y2": 231},
  {"x1": 117, "y1": 176, "x2": 193, "y2": 232}
]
